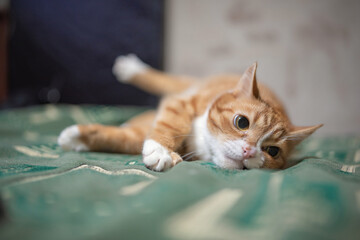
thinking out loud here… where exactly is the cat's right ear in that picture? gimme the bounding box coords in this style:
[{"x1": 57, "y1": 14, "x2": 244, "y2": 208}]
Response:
[
  {"x1": 236, "y1": 62, "x2": 260, "y2": 99},
  {"x1": 235, "y1": 62, "x2": 260, "y2": 99},
  {"x1": 235, "y1": 62, "x2": 260, "y2": 98}
]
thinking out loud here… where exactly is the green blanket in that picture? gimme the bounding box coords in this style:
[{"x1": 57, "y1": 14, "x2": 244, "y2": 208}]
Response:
[{"x1": 0, "y1": 105, "x2": 359, "y2": 240}]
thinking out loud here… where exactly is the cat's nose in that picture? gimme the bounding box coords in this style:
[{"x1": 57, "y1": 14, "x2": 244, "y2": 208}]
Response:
[{"x1": 243, "y1": 146, "x2": 256, "y2": 159}]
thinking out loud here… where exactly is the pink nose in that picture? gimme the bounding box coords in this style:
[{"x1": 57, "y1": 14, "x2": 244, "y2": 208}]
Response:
[{"x1": 243, "y1": 146, "x2": 256, "y2": 159}]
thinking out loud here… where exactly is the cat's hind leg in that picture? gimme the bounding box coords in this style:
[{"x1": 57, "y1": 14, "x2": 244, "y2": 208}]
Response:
[
  {"x1": 58, "y1": 111, "x2": 155, "y2": 154},
  {"x1": 112, "y1": 54, "x2": 195, "y2": 96}
]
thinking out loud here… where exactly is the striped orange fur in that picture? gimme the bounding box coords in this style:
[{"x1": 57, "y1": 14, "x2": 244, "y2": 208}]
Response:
[{"x1": 59, "y1": 55, "x2": 322, "y2": 171}]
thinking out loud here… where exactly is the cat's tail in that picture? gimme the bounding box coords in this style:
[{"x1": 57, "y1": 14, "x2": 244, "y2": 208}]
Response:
[{"x1": 112, "y1": 54, "x2": 195, "y2": 96}]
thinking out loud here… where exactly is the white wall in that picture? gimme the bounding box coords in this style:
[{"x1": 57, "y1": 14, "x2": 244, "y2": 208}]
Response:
[{"x1": 164, "y1": 0, "x2": 360, "y2": 136}]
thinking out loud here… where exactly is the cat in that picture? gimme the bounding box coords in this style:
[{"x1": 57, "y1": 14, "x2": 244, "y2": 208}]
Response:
[{"x1": 58, "y1": 54, "x2": 323, "y2": 171}]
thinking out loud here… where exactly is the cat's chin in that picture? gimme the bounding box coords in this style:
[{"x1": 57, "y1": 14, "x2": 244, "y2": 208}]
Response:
[
  {"x1": 213, "y1": 154, "x2": 245, "y2": 170},
  {"x1": 213, "y1": 152, "x2": 265, "y2": 170}
]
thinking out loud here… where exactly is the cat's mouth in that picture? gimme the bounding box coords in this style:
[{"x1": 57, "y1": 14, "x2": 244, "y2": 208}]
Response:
[
  {"x1": 223, "y1": 153, "x2": 262, "y2": 170},
  {"x1": 223, "y1": 154, "x2": 246, "y2": 169},
  {"x1": 224, "y1": 154, "x2": 242, "y2": 162}
]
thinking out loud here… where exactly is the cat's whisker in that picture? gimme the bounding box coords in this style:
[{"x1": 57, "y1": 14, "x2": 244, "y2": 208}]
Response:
[
  {"x1": 183, "y1": 151, "x2": 198, "y2": 161},
  {"x1": 181, "y1": 151, "x2": 197, "y2": 159}
]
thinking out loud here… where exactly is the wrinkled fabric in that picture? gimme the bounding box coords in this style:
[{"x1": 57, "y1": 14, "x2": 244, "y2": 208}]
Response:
[{"x1": 0, "y1": 105, "x2": 359, "y2": 240}]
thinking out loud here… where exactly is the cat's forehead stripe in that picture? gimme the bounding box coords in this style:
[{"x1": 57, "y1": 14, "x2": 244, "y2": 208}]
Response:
[
  {"x1": 255, "y1": 114, "x2": 270, "y2": 128},
  {"x1": 271, "y1": 127, "x2": 287, "y2": 141},
  {"x1": 263, "y1": 114, "x2": 270, "y2": 126},
  {"x1": 215, "y1": 104, "x2": 234, "y2": 114},
  {"x1": 253, "y1": 112, "x2": 261, "y2": 123}
]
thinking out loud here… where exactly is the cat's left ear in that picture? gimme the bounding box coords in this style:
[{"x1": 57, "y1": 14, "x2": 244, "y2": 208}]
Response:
[
  {"x1": 286, "y1": 124, "x2": 323, "y2": 143},
  {"x1": 236, "y1": 62, "x2": 260, "y2": 99}
]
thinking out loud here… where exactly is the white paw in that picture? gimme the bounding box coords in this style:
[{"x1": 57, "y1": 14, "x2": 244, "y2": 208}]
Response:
[
  {"x1": 142, "y1": 139, "x2": 173, "y2": 172},
  {"x1": 243, "y1": 156, "x2": 264, "y2": 169},
  {"x1": 58, "y1": 125, "x2": 89, "y2": 152},
  {"x1": 112, "y1": 54, "x2": 149, "y2": 82}
]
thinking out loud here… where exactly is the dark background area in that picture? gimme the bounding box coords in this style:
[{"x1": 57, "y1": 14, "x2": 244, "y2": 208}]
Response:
[{"x1": 1, "y1": 0, "x2": 164, "y2": 109}]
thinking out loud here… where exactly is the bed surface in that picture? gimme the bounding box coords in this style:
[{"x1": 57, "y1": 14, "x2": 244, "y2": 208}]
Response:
[{"x1": 0, "y1": 105, "x2": 359, "y2": 240}]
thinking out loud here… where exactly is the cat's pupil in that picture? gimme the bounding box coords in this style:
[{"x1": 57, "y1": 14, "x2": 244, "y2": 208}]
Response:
[
  {"x1": 266, "y1": 146, "x2": 279, "y2": 157},
  {"x1": 234, "y1": 115, "x2": 249, "y2": 130}
]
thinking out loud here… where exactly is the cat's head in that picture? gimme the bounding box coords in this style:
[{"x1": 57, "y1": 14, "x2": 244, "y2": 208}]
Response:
[{"x1": 205, "y1": 63, "x2": 322, "y2": 170}]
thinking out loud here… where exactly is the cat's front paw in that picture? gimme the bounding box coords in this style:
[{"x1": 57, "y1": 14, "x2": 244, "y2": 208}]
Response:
[
  {"x1": 58, "y1": 125, "x2": 89, "y2": 152},
  {"x1": 112, "y1": 54, "x2": 149, "y2": 83},
  {"x1": 142, "y1": 140, "x2": 181, "y2": 171}
]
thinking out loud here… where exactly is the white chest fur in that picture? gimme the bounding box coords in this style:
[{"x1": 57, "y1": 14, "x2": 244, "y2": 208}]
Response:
[{"x1": 191, "y1": 111, "x2": 213, "y2": 161}]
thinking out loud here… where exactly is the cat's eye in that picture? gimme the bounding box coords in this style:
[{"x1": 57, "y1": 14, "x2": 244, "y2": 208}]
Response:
[
  {"x1": 233, "y1": 115, "x2": 250, "y2": 130},
  {"x1": 263, "y1": 146, "x2": 280, "y2": 158}
]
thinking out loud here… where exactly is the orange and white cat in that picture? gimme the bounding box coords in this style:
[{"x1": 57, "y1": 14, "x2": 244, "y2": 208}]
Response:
[{"x1": 58, "y1": 54, "x2": 322, "y2": 171}]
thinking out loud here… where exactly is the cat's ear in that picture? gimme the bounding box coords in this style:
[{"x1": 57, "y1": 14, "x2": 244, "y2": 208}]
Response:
[
  {"x1": 286, "y1": 124, "x2": 323, "y2": 143},
  {"x1": 236, "y1": 62, "x2": 260, "y2": 99}
]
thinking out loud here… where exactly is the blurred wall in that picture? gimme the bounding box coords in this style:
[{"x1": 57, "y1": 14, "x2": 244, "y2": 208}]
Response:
[{"x1": 164, "y1": 0, "x2": 360, "y2": 136}]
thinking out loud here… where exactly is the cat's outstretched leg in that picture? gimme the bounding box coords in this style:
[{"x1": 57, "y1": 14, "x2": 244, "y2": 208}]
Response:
[
  {"x1": 58, "y1": 111, "x2": 155, "y2": 154},
  {"x1": 141, "y1": 95, "x2": 195, "y2": 171},
  {"x1": 112, "y1": 54, "x2": 195, "y2": 96}
]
